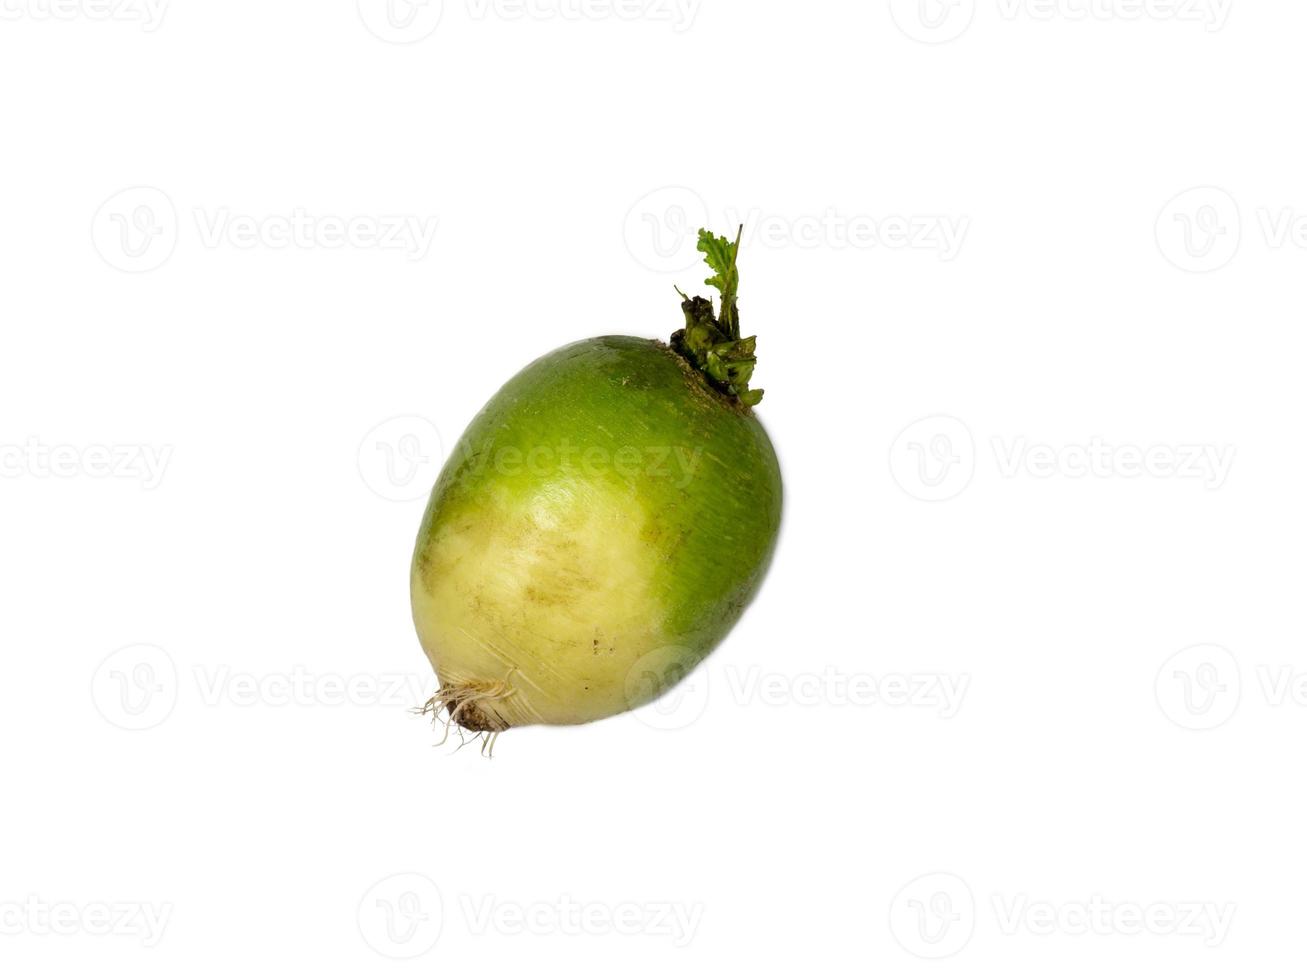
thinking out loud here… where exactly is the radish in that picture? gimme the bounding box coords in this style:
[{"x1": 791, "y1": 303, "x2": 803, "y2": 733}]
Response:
[{"x1": 410, "y1": 228, "x2": 782, "y2": 738}]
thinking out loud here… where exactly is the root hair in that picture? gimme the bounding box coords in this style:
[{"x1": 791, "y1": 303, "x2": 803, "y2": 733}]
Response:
[{"x1": 417, "y1": 677, "x2": 518, "y2": 756}]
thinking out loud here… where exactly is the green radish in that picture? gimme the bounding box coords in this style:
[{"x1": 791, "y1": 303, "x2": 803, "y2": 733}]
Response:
[{"x1": 410, "y1": 228, "x2": 782, "y2": 737}]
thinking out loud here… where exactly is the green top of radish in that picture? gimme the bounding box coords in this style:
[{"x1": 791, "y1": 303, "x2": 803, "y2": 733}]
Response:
[{"x1": 672, "y1": 226, "x2": 763, "y2": 407}]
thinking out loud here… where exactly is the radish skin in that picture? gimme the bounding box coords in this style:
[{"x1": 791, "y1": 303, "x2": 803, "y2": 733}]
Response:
[{"x1": 410, "y1": 231, "x2": 781, "y2": 732}]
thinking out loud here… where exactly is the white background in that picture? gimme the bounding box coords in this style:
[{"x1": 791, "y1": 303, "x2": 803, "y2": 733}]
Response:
[{"x1": 0, "y1": 0, "x2": 1302, "y2": 975}]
